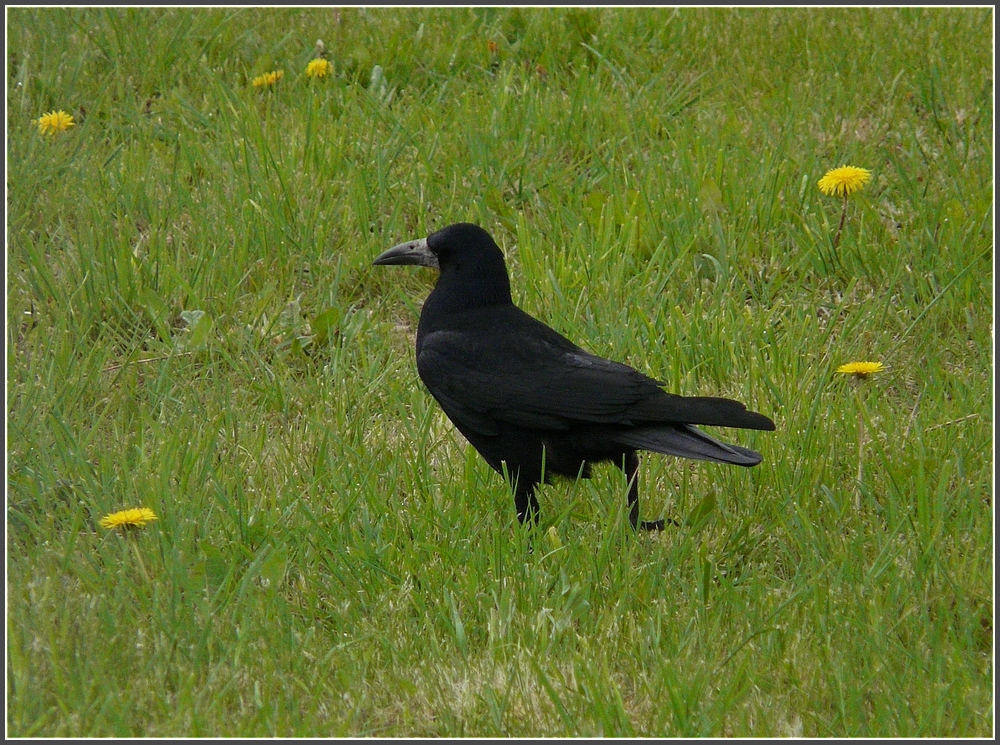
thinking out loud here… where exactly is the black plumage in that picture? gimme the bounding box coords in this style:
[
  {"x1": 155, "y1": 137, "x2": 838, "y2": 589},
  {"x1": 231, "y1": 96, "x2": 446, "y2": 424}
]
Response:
[{"x1": 374, "y1": 222, "x2": 775, "y2": 530}]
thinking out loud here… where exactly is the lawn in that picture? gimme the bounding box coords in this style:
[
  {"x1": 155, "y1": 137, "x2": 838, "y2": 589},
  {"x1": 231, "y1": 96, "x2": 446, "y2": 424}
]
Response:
[{"x1": 6, "y1": 7, "x2": 993, "y2": 737}]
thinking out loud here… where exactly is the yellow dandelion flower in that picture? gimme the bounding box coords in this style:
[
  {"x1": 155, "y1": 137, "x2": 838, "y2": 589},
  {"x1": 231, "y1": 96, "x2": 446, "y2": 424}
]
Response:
[
  {"x1": 100, "y1": 507, "x2": 159, "y2": 531},
  {"x1": 36, "y1": 110, "x2": 76, "y2": 135},
  {"x1": 252, "y1": 70, "x2": 284, "y2": 88},
  {"x1": 818, "y1": 166, "x2": 871, "y2": 198},
  {"x1": 835, "y1": 361, "x2": 884, "y2": 379},
  {"x1": 306, "y1": 58, "x2": 333, "y2": 79}
]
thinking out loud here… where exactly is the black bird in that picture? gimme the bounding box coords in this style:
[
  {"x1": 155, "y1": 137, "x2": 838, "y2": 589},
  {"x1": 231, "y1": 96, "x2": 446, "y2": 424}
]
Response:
[{"x1": 374, "y1": 223, "x2": 775, "y2": 531}]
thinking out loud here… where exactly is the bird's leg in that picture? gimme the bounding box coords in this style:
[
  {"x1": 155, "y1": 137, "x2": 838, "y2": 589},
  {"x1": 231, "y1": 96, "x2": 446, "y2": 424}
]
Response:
[
  {"x1": 619, "y1": 451, "x2": 665, "y2": 532},
  {"x1": 512, "y1": 476, "x2": 540, "y2": 527}
]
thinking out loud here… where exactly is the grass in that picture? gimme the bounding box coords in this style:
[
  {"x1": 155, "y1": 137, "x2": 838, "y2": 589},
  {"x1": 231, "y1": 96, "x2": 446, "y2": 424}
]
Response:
[{"x1": 6, "y1": 6, "x2": 993, "y2": 737}]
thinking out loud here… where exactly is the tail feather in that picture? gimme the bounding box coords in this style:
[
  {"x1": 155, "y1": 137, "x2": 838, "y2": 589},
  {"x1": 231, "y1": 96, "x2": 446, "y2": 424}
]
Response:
[{"x1": 616, "y1": 423, "x2": 763, "y2": 467}]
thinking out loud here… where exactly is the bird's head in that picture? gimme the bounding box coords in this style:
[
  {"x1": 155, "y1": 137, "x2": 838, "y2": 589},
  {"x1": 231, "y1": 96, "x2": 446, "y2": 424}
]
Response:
[{"x1": 374, "y1": 223, "x2": 513, "y2": 309}]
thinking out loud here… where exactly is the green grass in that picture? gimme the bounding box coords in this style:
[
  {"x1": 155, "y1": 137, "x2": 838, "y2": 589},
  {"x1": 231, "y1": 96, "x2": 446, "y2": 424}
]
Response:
[{"x1": 6, "y1": 7, "x2": 993, "y2": 737}]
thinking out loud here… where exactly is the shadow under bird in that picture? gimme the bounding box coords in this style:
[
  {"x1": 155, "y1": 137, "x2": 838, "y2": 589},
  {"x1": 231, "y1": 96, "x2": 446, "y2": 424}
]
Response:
[{"x1": 374, "y1": 222, "x2": 775, "y2": 531}]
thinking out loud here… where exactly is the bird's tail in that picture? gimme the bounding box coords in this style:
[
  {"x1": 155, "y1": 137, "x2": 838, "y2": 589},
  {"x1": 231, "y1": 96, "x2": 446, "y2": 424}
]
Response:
[{"x1": 615, "y1": 424, "x2": 763, "y2": 467}]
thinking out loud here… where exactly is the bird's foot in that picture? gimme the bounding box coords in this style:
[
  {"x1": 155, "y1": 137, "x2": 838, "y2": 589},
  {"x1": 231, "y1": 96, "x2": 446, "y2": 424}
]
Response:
[{"x1": 639, "y1": 519, "x2": 666, "y2": 531}]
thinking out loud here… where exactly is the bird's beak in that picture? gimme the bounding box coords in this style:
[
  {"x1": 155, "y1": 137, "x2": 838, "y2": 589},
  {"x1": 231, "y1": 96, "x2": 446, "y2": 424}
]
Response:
[{"x1": 373, "y1": 238, "x2": 439, "y2": 269}]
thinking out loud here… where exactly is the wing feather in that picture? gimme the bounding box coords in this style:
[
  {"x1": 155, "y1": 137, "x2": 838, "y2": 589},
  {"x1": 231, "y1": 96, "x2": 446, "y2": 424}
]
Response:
[{"x1": 416, "y1": 305, "x2": 772, "y2": 437}]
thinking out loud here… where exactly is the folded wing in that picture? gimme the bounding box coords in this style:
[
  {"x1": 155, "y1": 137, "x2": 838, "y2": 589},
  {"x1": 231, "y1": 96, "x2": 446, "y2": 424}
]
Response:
[{"x1": 416, "y1": 305, "x2": 774, "y2": 440}]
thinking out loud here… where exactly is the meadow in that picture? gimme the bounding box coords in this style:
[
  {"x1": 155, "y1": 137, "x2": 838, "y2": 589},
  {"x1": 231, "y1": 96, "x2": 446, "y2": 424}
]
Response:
[{"x1": 6, "y1": 7, "x2": 993, "y2": 737}]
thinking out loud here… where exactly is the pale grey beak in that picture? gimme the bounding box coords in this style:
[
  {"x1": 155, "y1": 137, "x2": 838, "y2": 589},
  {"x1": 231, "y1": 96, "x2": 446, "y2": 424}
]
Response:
[{"x1": 373, "y1": 238, "x2": 439, "y2": 269}]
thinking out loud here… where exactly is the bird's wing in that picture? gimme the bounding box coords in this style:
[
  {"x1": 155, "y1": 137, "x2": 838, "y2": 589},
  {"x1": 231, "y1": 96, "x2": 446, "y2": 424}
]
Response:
[{"x1": 416, "y1": 316, "x2": 664, "y2": 436}]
